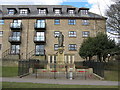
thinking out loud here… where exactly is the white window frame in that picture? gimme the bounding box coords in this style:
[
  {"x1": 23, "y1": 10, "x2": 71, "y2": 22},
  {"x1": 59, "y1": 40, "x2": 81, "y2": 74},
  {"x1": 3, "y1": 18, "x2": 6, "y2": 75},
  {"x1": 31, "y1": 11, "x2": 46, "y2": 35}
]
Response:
[
  {"x1": 8, "y1": 9, "x2": 15, "y2": 15},
  {"x1": 38, "y1": 9, "x2": 46, "y2": 14},
  {"x1": 81, "y1": 10, "x2": 88, "y2": 15},
  {"x1": 69, "y1": 31, "x2": 76, "y2": 37},
  {"x1": 82, "y1": 31, "x2": 90, "y2": 37},
  {"x1": 68, "y1": 10, "x2": 74, "y2": 14},
  {"x1": 54, "y1": 44, "x2": 59, "y2": 51},
  {"x1": 19, "y1": 9, "x2": 28, "y2": 15},
  {"x1": 69, "y1": 44, "x2": 77, "y2": 51},
  {"x1": 82, "y1": 20, "x2": 89, "y2": 25},
  {"x1": 54, "y1": 9, "x2": 61, "y2": 15}
]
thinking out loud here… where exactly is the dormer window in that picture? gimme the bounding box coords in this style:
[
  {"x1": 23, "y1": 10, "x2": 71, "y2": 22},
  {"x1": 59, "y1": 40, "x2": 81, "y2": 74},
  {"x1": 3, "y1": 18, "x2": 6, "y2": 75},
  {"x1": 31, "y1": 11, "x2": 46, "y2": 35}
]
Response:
[
  {"x1": 19, "y1": 9, "x2": 29, "y2": 15},
  {"x1": 68, "y1": 10, "x2": 74, "y2": 14},
  {"x1": 79, "y1": 8, "x2": 89, "y2": 16},
  {"x1": 8, "y1": 9, "x2": 16, "y2": 15},
  {"x1": 81, "y1": 10, "x2": 88, "y2": 15},
  {"x1": 38, "y1": 8, "x2": 47, "y2": 14},
  {"x1": 54, "y1": 9, "x2": 61, "y2": 15}
]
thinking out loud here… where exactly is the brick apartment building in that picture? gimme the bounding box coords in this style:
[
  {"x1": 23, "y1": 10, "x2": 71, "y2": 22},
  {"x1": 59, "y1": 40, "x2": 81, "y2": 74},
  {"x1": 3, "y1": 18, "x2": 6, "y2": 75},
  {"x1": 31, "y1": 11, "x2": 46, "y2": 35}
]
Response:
[{"x1": 0, "y1": 5, "x2": 106, "y2": 69}]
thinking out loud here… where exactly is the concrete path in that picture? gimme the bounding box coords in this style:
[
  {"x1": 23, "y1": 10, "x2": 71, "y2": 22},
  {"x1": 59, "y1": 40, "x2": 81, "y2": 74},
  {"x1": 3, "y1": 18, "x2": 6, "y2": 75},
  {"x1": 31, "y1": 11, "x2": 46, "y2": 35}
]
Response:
[{"x1": 1, "y1": 77, "x2": 119, "y2": 86}]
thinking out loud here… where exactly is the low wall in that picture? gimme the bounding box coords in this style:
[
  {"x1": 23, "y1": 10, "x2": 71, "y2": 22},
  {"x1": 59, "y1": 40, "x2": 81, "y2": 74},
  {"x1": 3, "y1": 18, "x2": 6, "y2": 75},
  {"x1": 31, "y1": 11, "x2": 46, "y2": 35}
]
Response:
[
  {"x1": 76, "y1": 68, "x2": 93, "y2": 73},
  {"x1": 1, "y1": 59, "x2": 18, "y2": 67}
]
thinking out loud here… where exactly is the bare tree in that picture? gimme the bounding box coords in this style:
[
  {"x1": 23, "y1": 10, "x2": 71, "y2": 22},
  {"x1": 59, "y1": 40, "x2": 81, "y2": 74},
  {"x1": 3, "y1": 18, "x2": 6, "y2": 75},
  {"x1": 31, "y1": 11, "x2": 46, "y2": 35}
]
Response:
[{"x1": 106, "y1": 1, "x2": 120, "y2": 34}]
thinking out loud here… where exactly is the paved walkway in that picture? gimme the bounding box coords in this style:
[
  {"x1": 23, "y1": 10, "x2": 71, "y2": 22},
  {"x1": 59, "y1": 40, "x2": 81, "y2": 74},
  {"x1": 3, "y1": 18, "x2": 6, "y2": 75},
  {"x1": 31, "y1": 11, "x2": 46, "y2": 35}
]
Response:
[{"x1": 1, "y1": 77, "x2": 119, "y2": 86}]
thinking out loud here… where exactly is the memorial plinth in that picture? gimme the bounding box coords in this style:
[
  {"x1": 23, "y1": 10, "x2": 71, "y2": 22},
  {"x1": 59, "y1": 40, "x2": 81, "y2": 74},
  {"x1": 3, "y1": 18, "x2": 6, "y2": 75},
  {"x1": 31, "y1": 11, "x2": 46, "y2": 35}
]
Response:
[{"x1": 56, "y1": 47, "x2": 65, "y2": 71}]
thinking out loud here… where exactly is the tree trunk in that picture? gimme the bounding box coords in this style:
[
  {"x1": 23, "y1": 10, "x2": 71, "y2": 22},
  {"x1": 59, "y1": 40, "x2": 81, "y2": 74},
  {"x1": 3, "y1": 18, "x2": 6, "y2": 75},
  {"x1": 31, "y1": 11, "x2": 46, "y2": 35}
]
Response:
[
  {"x1": 103, "y1": 55, "x2": 107, "y2": 62},
  {"x1": 88, "y1": 56, "x2": 92, "y2": 61},
  {"x1": 97, "y1": 54, "x2": 102, "y2": 62}
]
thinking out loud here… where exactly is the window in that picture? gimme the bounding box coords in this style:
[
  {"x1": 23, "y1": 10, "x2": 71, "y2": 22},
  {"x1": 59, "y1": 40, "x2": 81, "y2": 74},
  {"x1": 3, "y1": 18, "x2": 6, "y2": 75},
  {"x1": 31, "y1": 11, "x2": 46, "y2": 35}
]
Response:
[
  {"x1": 12, "y1": 32, "x2": 21, "y2": 37},
  {"x1": 68, "y1": 10, "x2": 74, "y2": 14},
  {"x1": 36, "y1": 20, "x2": 45, "y2": 28},
  {"x1": 82, "y1": 31, "x2": 90, "y2": 37},
  {"x1": 11, "y1": 20, "x2": 21, "y2": 28},
  {"x1": 54, "y1": 31, "x2": 60, "y2": 37},
  {"x1": 13, "y1": 20, "x2": 21, "y2": 23},
  {"x1": 69, "y1": 44, "x2": 77, "y2": 51},
  {"x1": 54, "y1": 9, "x2": 61, "y2": 14},
  {"x1": 35, "y1": 32, "x2": 45, "y2": 41},
  {"x1": 0, "y1": 31, "x2": 3, "y2": 36},
  {"x1": 8, "y1": 9, "x2": 15, "y2": 15},
  {"x1": 54, "y1": 19, "x2": 60, "y2": 25},
  {"x1": 82, "y1": 20, "x2": 89, "y2": 25},
  {"x1": 81, "y1": 10, "x2": 88, "y2": 15},
  {"x1": 10, "y1": 32, "x2": 21, "y2": 41},
  {"x1": 38, "y1": 9, "x2": 47, "y2": 14},
  {"x1": 19, "y1": 9, "x2": 28, "y2": 15},
  {"x1": 11, "y1": 45, "x2": 20, "y2": 54},
  {"x1": 35, "y1": 45, "x2": 45, "y2": 55},
  {"x1": 0, "y1": 44, "x2": 2, "y2": 50},
  {"x1": 54, "y1": 44, "x2": 58, "y2": 51},
  {"x1": 0, "y1": 10, "x2": 2, "y2": 14},
  {"x1": 0, "y1": 20, "x2": 4, "y2": 25},
  {"x1": 68, "y1": 19, "x2": 76, "y2": 25},
  {"x1": 69, "y1": 31, "x2": 76, "y2": 37}
]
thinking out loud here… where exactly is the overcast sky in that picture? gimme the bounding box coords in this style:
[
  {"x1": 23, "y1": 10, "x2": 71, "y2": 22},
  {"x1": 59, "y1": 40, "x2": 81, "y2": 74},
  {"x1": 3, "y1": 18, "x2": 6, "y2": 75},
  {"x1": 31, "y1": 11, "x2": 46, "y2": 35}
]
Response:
[{"x1": 0, "y1": 0, "x2": 115, "y2": 16}]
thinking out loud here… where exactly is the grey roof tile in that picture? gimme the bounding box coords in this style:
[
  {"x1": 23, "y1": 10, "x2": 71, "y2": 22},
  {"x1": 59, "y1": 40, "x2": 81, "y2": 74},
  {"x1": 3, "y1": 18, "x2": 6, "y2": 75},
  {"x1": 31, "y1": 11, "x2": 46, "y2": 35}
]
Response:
[{"x1": 1, "y1": 5, "x2": 106, "y2": 19}]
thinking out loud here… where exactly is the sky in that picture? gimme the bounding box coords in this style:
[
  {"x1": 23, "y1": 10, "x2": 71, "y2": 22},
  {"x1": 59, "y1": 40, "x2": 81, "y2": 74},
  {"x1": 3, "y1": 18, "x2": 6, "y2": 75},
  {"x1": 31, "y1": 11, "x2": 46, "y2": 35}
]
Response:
[{"x1": 0, "y1": 0, "x2": 116, "y2": 16}]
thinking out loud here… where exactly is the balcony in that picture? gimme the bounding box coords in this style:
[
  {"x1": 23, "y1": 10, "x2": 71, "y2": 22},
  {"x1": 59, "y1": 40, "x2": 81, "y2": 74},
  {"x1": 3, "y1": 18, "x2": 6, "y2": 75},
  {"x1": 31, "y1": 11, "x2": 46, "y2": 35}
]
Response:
[
  {"x1": 10, "y1": 23, "x2": 22, "y2": 30},
  {"x1": 34, "y1": 37, "x2": 46, "y2": 43},
  {"x1": 34, "y1": 22, "x2": 46, "y2": 30},
  {"x1": 9, "y1": 36, "x2": 21, "y2": 43},
  {"x1": 10, "y1": 49, "x2": 20, "y2": 55}
]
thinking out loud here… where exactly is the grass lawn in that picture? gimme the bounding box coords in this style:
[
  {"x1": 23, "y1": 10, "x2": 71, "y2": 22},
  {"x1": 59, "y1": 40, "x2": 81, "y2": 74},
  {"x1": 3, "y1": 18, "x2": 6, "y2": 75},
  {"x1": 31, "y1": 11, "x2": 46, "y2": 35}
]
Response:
[
  {"x1": 104, "y1": 70, "x2": 118, "y2": 81},
  {"x1": 2, "y1": 66, "x2": 18, "y2": 77},
  {"x1": 2, "y1": 82, "x2": 118, "y2": 88},
  {"x1": 1, "y1": 66, "x2": 119, "y2": 82}
]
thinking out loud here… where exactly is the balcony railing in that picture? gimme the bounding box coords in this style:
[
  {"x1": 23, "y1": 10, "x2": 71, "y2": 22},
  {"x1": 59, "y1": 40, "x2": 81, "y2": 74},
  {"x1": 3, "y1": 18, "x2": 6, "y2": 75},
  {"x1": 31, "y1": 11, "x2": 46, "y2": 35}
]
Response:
[
  {"x1": 10, "y1": 23, "x2": 22, "y2": 30},
  {"x1": 34, "y1": 22, "x2": 46, "y2": 30},
  {"x1": 9, "y1": 36, "x2": 21, "y2": 43},
  {"x1": 34, "y1": 37, "x2": 45, "y2": 43},
  {"x1": 10, "y1": 49, "x2": 20, "y2": 55}
]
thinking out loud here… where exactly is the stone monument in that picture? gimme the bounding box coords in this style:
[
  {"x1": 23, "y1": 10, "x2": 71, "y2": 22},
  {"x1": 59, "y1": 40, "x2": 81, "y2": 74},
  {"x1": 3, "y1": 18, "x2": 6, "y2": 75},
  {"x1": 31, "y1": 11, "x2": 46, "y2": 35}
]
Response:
[{"x1": 57, "y1": 32, "x2": 65, "y2": 71}]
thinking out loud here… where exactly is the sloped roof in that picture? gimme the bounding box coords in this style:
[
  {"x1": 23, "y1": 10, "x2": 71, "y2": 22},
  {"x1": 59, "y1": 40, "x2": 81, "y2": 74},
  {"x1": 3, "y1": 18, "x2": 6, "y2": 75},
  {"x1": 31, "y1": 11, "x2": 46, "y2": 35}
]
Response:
[{"x1": 1, "y1": 5, "x2": 107, "y2": 19}]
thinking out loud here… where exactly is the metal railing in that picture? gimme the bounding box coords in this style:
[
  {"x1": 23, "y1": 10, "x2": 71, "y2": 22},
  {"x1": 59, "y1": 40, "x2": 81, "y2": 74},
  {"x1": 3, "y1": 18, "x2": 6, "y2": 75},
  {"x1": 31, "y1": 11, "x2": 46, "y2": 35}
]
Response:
[
  {"x1": 9, "y1": 36, "x2": 21, "y2": 42},
  {"x1": 2, "y1": 48, "x2": 20, "y2": 59},
  {"x1": 10, "y1": 22, "x2": 22, "y2": 29},
  {"x1": 2, "y1": 48, "x2": 11, "y2": 58},
  {"x1": 27, "y1": 49, "x2": 46, "y2": 59}
]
